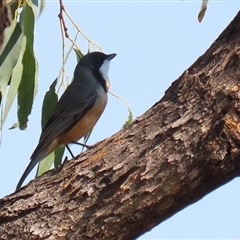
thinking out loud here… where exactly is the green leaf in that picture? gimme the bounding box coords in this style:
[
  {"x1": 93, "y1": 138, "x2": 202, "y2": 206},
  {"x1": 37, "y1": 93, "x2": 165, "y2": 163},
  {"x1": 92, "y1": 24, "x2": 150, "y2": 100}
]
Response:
[
  {"x1": 36, "y1": 151, "x2": 54, "y2": 177},
  {"x1": 198, "y1": 0, "x2": 208, "y2": 23},
  {"x1": 36, "y1": 145, "x2": 65, "y2": 177},
  {"x1": 27, "y1": 0, "x2": 39, "y2": 17},
  {"x1": 31, "y1": 0, "x2": 38, "y2": 7},
  {"x1": 38, "y1": 0, "x2": 45, "y2": 17},
  {"x1": 75, "y1": 48, "x2": 89, "y2": 149},
  {"x1": 41, "y1": 78, "x2": 58, "y2": 129},
  {"x1": 1, "y1": 36, "x2": 27, "y2": 129},
  {"x1": 0, "y1": 21, "x2": 22, "y2": 65},
  {"x1": 73, "y1": 47, "x2": 84, "y2": 63},
  {"x1": 84, "y1": 129, "x2": 92, "y2": 144},
  {"x1": 36, "y1": 78, "x2": 59, "y2": 176},
  {"x1": 7, "y1": 0, "x2": 19, "y2": 22},
  {"x1": 123, "y1": 108, "x2": 133, "y2": 128},
  {"x1": 108, "y1": 90, "x2": 133, "y2": 128},
  {"x1": 9, "y1": 122, "x2": 19, "y2": 129},
  {"x1": 0, "y1": 22, "x2": 23, "y2": 98},
  {"x1": 17, "y1": 3, "x2": 38, "y2": 130},
  {"x1": 54, "y1": 145, "x2": 65, "y2": 168},
  {"x1": 82, "y1": 129, "x2": 92, "y2": 151}
]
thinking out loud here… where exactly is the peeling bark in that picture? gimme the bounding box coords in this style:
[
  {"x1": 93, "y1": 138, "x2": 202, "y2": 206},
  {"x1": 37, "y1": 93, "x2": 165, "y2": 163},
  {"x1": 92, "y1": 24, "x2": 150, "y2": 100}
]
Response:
[{"x1": 0, "y1": 11, "x2": 240, "y2": 240}]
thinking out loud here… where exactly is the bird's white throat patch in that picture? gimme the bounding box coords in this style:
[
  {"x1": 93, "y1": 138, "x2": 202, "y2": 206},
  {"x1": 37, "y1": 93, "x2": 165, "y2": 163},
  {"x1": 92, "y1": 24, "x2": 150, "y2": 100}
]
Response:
[{"x1": 99, "y1": 59, "x2": 110, "y2": 81}]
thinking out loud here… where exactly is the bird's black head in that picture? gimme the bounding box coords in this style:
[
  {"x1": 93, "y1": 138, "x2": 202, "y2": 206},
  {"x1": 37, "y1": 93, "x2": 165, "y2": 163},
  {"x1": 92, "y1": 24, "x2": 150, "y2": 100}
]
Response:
[
  {"x1": 77, "y1": 51, "x2": 116, "y2": 91},
  {"x1": 80, "y1": 52, "x2": 116, "y2": 81}
]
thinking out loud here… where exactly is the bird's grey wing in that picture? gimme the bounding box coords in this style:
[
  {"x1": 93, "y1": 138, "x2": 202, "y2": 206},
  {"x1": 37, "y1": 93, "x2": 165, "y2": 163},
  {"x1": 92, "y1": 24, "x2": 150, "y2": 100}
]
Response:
[{"x1": 40, "y1": 81, "x2": 98, "y2": 143}]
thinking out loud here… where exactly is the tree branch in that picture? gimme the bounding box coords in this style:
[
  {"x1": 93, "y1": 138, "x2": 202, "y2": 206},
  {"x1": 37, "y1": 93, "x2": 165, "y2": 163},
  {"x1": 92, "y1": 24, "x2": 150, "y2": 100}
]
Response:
[
  {"x1": 0, "y1": 0, "x2": 11, "y2": 50},
  {"x1": 0, "y1": 11, "x2": 240, "y2": 240},
  {"x1": 58, "y1": 0, "x2": 69, "y2": 38}
]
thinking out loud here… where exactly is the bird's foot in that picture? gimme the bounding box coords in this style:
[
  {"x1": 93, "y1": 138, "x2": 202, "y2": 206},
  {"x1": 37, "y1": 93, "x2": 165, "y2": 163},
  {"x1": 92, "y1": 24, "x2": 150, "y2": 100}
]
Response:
[{"x1": 71, "y1": 141, "x2": 93, "y2": 150}]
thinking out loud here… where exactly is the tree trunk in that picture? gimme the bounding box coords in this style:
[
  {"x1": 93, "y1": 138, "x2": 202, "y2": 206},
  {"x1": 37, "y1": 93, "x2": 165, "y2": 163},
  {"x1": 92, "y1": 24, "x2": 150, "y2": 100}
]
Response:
[{"x1": 1, "y1": 11, "x2": 240, "y2": 240}]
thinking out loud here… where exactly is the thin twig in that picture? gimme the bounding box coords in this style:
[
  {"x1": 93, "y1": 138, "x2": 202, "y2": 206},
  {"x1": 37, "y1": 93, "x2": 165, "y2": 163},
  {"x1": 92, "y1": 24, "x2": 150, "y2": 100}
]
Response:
[
  {"x1": 56, "y1": 31, "x2": 79, "y2": 93},
  {"x1": 58, "y1": 0, "x2": 69, "y2": 38},
  {"x1": 63, "y1": 7, "x2": 102, "y2": 52},
  {"x1": 58, "y1": 0, "x2": 65, "y2": 93}
]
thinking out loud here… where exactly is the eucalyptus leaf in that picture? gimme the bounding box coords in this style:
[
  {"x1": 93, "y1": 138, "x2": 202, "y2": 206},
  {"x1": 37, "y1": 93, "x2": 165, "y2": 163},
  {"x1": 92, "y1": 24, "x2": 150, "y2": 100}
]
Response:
[
  {"x1": 1, "y1": 36, "x2": 26, "y2": 129},
  {"x1": 17, "y1": 3, "x2": 38, "y2": 130},
  {"x1": 108, "y1": 90, "x2": 133, "y2": 128},
  {"x1": 36, "y1": 152, "x2": 54, "y2": 177},
  {"x1": 27, "y1": 0, "x2": 39, "y2": 17},
  {"x1": 54, "y1": 145, "x2": 65, "y2": 168},
  {"x1": 41, "y1": 78, "x2": 58, "y2": 129},
  {"x1": 36, "y1": 78, "x2": 59, "y2": 176},
  {"x1": 9, "y1": 122, "x2": 19, "y2": 129},
  {"x1": 198, "y1": 0, "x2": 208, "y2": 22},
  {"x1": 123, "y1": 108, "x2": 133, "y2": 128},
  {"x1": 38, "y1": 0, "x2": 45, "y2": 17},
  {"x1": 36, "y1": 145, "x2": 65, "y2": 177},
  {"x1": 74, "y1": 47, "x2": 84, "y2": 63},
  {"x1": 7, "y1": 0, "x2": 19, "y2": 22},
  {"x1": 0, "y1": 22, "x2": 22, "y2": 98}
]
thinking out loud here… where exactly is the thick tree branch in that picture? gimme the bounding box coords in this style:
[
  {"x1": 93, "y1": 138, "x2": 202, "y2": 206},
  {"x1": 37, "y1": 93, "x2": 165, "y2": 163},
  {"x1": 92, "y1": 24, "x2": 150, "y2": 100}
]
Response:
[
  {"x1": 0, "y1": 11, "x2": 240, "y2": 240},
  {"x1": 0, "y1": 0, "x2": 11, "y2": 50}
]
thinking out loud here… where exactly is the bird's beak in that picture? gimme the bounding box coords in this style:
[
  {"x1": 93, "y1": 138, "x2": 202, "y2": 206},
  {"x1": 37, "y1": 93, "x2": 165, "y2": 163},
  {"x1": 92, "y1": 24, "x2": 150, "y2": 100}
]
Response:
[
  {"x1": 105, "y1": 53, "x2": 116, "y2": 91},
  {"x1": 107, "y1": 53, "x2": 117, "y2": 60}
]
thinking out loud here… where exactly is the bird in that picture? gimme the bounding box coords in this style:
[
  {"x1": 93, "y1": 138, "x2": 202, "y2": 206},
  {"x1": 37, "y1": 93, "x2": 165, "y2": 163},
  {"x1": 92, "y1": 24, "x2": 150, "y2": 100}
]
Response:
[{"x1": 16, "y1": 51, "x2": 116, "y2": 191}]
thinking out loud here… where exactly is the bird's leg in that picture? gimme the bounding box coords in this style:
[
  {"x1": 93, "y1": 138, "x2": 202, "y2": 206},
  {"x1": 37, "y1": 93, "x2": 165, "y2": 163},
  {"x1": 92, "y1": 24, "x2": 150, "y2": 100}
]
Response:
[
  {"x1": 65, "y1": 142, "x2": 94, "y2": 164},
  {"x1": 71, "y1": 141, "x2": 93, "y2": 149},
  {"x1": 65, "y1": 145, "x2": 75, "y2": 158},
  {"x1": 65, "y1": 142, "x2": 93, "y2": 159}
]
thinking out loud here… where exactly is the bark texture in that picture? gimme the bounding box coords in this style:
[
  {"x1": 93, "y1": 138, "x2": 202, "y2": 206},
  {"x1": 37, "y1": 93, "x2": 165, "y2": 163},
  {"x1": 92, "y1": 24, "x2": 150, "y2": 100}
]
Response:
[
  {"x1": 0, "y1": 0, "x2": 11, "y2": 50},
  {"x1": 1, "y1": 12, "x2": 240, "y2": 240}
]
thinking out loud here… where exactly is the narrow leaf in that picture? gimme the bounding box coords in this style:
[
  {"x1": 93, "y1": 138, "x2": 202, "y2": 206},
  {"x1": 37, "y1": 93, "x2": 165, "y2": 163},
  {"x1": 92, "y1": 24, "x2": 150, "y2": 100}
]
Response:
[
  {"x1": 0, "y1": 22, "x2": 22, "y2": 98},
  {"x1": 41, "y1": 78, "x2": 58, "y2": 129},
  {"x1": 36, "y1": 146, "x2": 65, "y2": 177},
  {"x1": 36, "y1": 78, "x2": 58, "y2": 176},
  {"x1": 17, "y1": 3, "x2": 38, "y2": 130},
  {"x1": 74, "y1": 47, "x2": 84, "y2": 63},
  {"x1": 27, "y1": 0, "x2": 39, "y2": 17},
  {"x1": 84, "y1": 129, "x2": 92, "y2": 144},
  {"x1": 54, "y1": 145, "x2": 65, "y2": 168},
  {"x1": 38, "y1": 0, "x2": 45, "y2": 17},
  {"x1": 82, "y1": 129, "x2": 92, "y2": 151},
  {"x1": 123, "y1": 108, "x2": 133, "y2": 128},
  {"x1": 75, "y1": 48, "x2": 88, "y2": 146},
  {"x1": 1, "y1": 36, "x2": 26, "y2": 128},
  {"x1": 108, "y1": 90, "x2": 133, "y2": 128},
  {"x1": 9, "y1": 122, "x2": 19, "y2": 129},
  {"x1": 7, "y1": 0, "x2": 19, "y2": 22},
  {"x1": 198, "y1": 0, "x2": 208, "y2": 23},
  {"x1": 36, "y1": 152, "x2": 54, "y2": 177}
]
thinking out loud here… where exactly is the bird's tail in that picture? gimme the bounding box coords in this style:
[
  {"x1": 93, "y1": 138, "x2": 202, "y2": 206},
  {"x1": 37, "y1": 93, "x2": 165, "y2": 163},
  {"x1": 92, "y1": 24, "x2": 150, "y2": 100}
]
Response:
[
  {"x1": 15, "y1": 154, "x2": 42, "y2": 192},
  {"x1": 15, "y1": 140, "x2": 53, "y2": 191},
  {"x1": 16, "y1": 139, "x2": 58, "y2": 191}
]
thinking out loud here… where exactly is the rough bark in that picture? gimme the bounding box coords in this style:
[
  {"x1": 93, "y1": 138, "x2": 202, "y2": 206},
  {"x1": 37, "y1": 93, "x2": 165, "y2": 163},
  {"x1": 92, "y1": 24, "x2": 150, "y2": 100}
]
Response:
[
  {"x1": 1, "y1": 11, "x2": 240, "y2": 240},
  {"x1": 0, "y1": 0, "x2": 11, "y2": 50}
]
